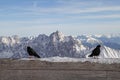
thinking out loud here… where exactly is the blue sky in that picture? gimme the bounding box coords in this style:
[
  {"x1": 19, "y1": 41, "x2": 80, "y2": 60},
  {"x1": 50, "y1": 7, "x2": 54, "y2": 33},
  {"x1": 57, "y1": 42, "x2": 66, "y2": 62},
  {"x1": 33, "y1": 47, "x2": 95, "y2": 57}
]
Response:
[{"x1": 0, "y1": 0, "x2": 120, "y2": 37}]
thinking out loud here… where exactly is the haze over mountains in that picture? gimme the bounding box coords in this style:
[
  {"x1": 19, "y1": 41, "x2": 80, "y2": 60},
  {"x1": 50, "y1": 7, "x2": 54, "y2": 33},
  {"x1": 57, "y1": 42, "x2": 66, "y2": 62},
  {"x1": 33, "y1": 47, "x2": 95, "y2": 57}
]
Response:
[{"x1": 0, "y1": 31, "x2": 120, "y2": 58}]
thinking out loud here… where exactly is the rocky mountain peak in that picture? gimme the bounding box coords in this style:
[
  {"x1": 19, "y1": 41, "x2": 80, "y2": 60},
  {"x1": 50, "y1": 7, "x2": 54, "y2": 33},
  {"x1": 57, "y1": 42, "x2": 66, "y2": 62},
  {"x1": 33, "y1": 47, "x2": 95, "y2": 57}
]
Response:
[{"x1": 50, "y1": 31, "x2": 65, "y2": 42}]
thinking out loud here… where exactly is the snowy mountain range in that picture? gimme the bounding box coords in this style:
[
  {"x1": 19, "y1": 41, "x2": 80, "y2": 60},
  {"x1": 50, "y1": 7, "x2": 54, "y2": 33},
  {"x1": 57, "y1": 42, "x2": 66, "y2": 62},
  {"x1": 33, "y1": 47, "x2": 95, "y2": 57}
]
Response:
[{"x1": 0, "y1": 31, "x2": 120, "y2": 58}]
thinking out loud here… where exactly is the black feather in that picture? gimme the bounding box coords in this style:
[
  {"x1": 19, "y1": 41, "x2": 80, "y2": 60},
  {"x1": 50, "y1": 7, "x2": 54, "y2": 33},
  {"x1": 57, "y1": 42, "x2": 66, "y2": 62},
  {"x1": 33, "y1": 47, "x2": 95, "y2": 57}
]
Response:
[
  {"x1": 89, "y1": 45, "x2": 101, "y2": 57},
  {"x1": 27, "y1": 46, "x2": 40, "y2": 58}
]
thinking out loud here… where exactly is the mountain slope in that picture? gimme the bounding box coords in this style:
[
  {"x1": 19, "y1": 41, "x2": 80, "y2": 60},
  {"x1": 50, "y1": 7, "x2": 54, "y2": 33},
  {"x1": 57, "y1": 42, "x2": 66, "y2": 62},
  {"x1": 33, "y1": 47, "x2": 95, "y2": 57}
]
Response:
[
  {"x1": 0, "y1": 31, "x2": 120, "y2": 58},
  {"x1": 85, "y1": 46, "x2": 120, "y2": 58}
]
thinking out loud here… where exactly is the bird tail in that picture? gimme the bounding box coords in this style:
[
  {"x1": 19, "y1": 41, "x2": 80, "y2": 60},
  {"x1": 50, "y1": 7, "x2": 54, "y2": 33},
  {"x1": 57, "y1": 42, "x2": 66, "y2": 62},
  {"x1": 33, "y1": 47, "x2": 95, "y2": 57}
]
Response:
[
  {"x1": 88, "y1": 54, "x2": 93, "y2": 57},
  {"x1": 35, "y1": 54, "x2": 41, "y2": 58}
]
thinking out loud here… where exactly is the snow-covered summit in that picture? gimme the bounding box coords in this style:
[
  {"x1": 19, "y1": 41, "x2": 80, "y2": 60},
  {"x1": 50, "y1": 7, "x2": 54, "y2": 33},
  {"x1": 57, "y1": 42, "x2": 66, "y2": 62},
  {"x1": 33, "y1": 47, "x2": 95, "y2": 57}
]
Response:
[
  {"x1": 0, "y1": 36, "x2": 20, "y2": 46},
  {"x1": 50, "y1": 30, "x2": 65, "y2": 42}
]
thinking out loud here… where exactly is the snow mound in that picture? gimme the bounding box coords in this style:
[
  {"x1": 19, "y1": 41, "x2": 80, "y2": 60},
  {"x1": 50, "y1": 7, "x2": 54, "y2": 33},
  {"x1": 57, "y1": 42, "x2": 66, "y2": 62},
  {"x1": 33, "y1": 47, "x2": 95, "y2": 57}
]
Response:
[{"x1": 20, "y1": 56, "x2": 120, "y2": 64}]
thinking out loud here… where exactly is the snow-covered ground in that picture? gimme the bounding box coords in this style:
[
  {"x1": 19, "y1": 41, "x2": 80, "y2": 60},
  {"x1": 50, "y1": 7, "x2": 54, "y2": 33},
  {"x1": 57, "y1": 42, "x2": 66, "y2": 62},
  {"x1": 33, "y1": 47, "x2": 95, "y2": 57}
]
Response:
[{"x1": 20, "y1": 56, "x2": 120, "y2": 64}]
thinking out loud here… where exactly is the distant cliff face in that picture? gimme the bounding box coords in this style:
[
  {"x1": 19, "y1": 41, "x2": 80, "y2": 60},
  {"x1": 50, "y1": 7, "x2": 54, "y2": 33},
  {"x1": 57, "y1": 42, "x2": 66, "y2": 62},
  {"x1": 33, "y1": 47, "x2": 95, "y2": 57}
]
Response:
[{"x1": 0, "y1": 31, "x2": 120, "y2": 58}]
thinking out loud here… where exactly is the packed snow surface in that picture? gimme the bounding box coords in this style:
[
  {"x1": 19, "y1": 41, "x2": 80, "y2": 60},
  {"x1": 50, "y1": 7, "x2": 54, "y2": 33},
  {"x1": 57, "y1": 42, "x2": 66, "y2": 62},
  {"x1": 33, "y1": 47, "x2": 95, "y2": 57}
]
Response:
[{"x1": 20, "y1": 56, "x2": 120, "y2": 64}]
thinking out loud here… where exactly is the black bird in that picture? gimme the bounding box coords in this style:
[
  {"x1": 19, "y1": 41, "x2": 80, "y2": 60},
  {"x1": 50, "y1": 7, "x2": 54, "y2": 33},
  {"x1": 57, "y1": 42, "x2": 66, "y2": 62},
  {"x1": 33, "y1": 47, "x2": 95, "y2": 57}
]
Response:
[
  {"x1": 27, "y1": 46, "x2": 40, "y2": 58},
  {"x1": 89, "y1": 45, "x2": 101, "y2": 58}
]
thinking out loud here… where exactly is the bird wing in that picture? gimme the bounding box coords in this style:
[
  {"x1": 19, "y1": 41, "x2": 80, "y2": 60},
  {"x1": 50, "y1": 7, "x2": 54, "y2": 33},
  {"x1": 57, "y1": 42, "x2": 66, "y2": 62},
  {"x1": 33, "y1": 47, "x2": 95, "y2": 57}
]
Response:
[
  {"x1": 30, "y1": 48, "x2": 40, "y2": 58},
  {"x1": 27, "y1": 47, "x2": 40, "y2": 58}
]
